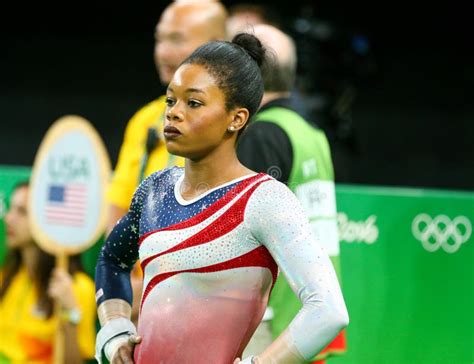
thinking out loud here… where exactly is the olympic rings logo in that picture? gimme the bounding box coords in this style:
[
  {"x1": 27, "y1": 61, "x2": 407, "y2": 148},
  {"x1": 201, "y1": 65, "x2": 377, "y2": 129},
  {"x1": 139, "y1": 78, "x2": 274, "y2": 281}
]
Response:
[{"x1": 412, "y1": 213, "x2": 472, "y2": 253}]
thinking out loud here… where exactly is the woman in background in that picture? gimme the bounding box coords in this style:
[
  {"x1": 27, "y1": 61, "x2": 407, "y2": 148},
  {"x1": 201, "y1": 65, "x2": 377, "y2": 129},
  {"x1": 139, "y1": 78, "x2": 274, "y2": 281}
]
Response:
[{"x1": 0, "y1": 182, "x2": 96, "y2": 364}]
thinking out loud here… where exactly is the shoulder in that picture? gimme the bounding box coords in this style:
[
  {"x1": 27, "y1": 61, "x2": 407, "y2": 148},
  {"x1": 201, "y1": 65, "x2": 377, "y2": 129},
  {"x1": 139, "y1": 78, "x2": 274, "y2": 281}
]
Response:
[
  {"x1": 144, "y1": 166, "x2": 183, "y2": 186},
  {"x1": 247, "y1": 176, "x2": 294, "y2": 206},
  {"x1": 244, "y1": 177, "x2": 309, "y2": 237},
  {"x1": 254, "y1": 176, "x2": 291, "y2": 193},
  {"x1": 135, "y1": 167, "x2": 183, "y2": 199}
]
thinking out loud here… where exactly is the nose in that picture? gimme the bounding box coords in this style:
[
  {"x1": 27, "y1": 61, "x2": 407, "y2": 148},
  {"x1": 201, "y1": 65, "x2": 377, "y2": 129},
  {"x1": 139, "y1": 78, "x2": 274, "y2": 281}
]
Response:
[{"x1": 166, "y1": 102, "x2": 183, "y2": 122}]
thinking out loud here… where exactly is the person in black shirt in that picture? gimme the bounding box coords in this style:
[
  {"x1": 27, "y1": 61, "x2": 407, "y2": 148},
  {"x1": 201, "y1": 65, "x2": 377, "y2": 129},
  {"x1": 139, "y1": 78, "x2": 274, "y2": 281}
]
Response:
[{"x1": 236, "y1": 26, "x2": 319, "y2": 183}]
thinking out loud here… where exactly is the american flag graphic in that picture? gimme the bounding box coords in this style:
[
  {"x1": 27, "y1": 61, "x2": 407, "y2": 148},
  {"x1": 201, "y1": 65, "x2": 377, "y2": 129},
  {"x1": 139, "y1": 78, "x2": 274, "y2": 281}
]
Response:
[{"x1": 45, "y1": 183, "x2": 87, "y2": 226}]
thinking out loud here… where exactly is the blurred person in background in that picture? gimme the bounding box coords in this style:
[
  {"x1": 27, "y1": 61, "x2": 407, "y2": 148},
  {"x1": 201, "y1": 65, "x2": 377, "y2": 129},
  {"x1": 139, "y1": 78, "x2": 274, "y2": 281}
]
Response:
[
  {"x1": 0, "y1": 182, "x2": 96, "y2": 364},
  {"x1": 105, "y1": 0, "x2": 228, "y2": 324},
  {"x1": 226, "y1": 3, "x2": 279, "y2": 38},
  {"x1": 237, "y1": 24, "x2": 347, "y2": 364}
]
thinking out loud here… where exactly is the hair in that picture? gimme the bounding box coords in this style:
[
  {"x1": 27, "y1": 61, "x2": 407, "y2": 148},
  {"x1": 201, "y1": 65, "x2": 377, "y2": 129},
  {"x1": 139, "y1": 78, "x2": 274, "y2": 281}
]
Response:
[
  {"x1": 0, "y1": 181, "x2": 84, "y2": 318},
  {"x1": 181, "y1": 32, "x2": 266, "y2": 125}
]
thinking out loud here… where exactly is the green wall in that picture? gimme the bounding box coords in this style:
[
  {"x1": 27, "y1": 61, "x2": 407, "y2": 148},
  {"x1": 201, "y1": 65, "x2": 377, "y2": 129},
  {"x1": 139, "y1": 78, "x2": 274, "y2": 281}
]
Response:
[{"x1": 332, "y1": 185, "x2": 473, "y2": 363}]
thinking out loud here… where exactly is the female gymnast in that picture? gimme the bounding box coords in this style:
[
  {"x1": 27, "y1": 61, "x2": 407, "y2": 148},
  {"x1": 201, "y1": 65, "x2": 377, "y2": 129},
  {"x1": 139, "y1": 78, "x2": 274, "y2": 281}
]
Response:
[{"x1": 95, "y1": 33, "x2": 349, "y2": 364}]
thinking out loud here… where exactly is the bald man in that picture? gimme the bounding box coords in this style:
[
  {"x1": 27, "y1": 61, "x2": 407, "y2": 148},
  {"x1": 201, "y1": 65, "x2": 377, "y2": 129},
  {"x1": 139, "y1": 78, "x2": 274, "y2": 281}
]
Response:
[
  {"x1": 238, "y1": 24, "x2": 346, "y2": 363},
  {"x1": 155, "y1": 1, "x2": 227, "y2": 85},
  {"x1": 104, "y1": 1, "x2": 227, "y2": 328},
  {"x1": 107, "y1": 1, "x2": 227, "y2": 231}
]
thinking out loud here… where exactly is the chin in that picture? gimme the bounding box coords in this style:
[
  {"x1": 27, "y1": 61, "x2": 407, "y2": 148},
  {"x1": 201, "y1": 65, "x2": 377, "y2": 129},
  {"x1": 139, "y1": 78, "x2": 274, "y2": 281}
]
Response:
[
  {"x1": 165, "y1": 143, "x2": 184, "y2": 158},
  {"x1": 165, "y1": 141, "x2": 210, "y2": 161}
]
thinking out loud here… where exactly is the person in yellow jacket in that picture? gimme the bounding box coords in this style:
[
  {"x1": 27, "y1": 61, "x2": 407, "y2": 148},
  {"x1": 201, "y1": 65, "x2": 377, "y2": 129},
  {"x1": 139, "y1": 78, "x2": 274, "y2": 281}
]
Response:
[{"x1": 0, "y1": 182, "x2": 96, "y2": 364}]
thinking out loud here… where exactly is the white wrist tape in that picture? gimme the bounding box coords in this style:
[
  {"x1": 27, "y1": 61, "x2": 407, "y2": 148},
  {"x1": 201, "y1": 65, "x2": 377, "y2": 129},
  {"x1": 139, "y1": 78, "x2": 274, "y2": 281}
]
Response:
[{"x1": 95, "y1": 317, "x2": 137, "y2": 364}]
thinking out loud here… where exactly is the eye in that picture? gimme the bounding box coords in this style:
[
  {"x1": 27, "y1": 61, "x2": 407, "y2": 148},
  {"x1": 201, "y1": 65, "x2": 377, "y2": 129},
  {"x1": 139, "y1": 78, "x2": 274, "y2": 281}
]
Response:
[
  {"x1": 165, "y1": 97, "x2": 176, "y2": 107},
  {"x1": 188, "y1": 99, "x2": 203, "y2": 108}
]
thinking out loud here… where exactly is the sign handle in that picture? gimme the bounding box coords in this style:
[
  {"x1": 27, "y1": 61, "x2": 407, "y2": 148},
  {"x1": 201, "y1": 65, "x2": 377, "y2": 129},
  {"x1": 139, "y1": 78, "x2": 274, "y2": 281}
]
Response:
[{"x1": 53, "y1": 252, "x2": 69, "y2": 364}]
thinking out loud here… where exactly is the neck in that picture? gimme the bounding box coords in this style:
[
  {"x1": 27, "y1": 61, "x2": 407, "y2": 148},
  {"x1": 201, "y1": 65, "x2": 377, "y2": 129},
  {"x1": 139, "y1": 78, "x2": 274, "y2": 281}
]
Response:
[
  {"x1": 21, "y1": 244, "x2": 39, "y2": 278},
  {"x1": 261, "y1": 91, "x2": 290, "y2": 106},
  {"x1": 182, "y1": 141, "x2": 252, "y2": 200}
]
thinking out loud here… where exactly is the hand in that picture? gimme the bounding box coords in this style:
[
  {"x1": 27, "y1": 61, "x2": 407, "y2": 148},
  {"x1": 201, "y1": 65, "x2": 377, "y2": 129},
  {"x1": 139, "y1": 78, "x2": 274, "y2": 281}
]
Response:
[
  {"x1": 111, "y1": 335, "x2": 142, "y2": 364},
  {"x1": 47, "y1": 267, "x2": 77, "y2": 310}
]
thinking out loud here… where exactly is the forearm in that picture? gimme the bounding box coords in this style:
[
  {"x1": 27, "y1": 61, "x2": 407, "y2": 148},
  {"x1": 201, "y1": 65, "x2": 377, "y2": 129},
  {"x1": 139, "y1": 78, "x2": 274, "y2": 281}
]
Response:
[
  {"x1": 253, "y1": 305, "x2": 348, "y2": 364},
  {"x1": 95, "y1": 300, "x2": 137, "y2": 363},
  {"x1": 250, "y1": 259, "x2": 348, "y2": 363},
  {"x1": 95, "y1": 255, "x2": 136, "y2": 362},
  {"x1": 62, "y1": 321, "x2": 84, "y2": 364},
  {"x1": 254, "y1": 331, "x2": 305, "y2": 364},
  {"x1": 98, "y1": 298, "x2": 132, "y2": 325},
  {"x1": 95, "y1": 215, "x2": 140, "y2": 363}
]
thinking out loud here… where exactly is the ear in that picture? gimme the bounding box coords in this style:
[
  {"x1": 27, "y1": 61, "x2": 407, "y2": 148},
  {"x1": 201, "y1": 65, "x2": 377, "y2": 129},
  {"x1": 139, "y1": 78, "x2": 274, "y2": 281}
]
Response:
[{"x1": 228, "y1": 108, "x2": 249, "y2": 132}]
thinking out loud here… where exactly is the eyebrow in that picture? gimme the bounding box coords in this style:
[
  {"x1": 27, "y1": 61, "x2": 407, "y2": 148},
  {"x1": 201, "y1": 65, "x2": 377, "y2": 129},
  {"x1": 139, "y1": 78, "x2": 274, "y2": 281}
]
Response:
[{"x1": 167, "y1": 87, "x2": 206, "y2": 94}]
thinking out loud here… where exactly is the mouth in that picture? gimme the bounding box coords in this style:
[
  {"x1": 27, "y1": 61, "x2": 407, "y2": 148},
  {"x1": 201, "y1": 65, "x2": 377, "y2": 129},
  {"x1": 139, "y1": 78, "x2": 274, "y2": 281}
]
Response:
[{"x1": 163, "y1": 125, "x2": 182, "y2": 139}]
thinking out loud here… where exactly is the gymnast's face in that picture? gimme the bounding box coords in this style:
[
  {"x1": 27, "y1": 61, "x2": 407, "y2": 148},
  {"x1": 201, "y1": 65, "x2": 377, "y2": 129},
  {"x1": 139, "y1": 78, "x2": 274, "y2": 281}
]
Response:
[{"x1": 164, "y1": 63, "x2": 238, "y2": 161}]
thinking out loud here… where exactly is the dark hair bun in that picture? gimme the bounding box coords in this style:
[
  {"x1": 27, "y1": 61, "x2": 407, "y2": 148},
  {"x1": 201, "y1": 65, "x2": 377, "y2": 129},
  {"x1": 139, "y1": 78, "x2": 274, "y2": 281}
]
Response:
[{"x1": 232, "y1": 33, "x2": 265, "y2": 67}]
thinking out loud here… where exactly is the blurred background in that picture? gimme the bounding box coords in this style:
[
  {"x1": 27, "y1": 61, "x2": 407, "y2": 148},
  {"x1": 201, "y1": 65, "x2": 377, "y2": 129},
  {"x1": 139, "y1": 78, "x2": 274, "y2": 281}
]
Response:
[{"x1": 1, "y1": 0, "x2": 472, "y2": 189}]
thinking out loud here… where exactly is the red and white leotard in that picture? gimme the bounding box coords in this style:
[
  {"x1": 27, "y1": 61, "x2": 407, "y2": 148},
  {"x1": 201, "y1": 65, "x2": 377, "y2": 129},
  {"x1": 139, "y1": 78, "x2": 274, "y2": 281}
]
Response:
[{"x1": 95, "y1": 167, "x2": 348, "y2": 363}]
